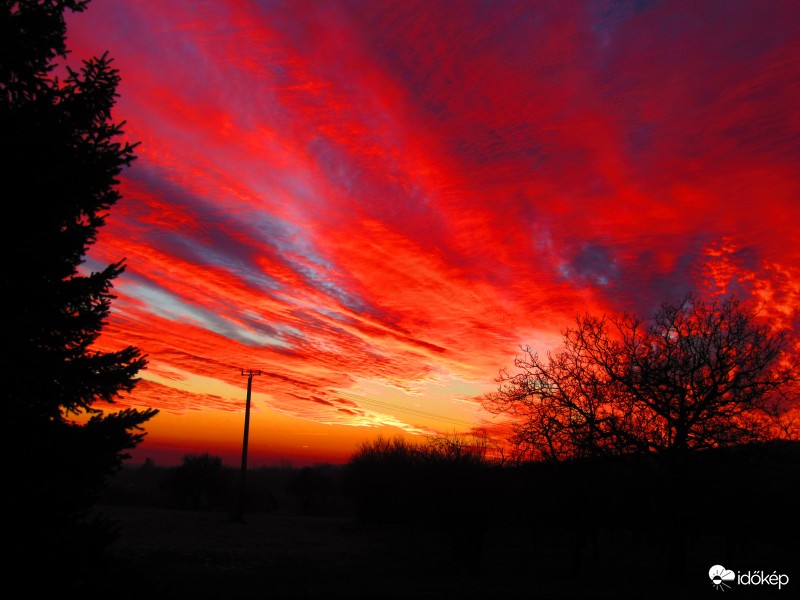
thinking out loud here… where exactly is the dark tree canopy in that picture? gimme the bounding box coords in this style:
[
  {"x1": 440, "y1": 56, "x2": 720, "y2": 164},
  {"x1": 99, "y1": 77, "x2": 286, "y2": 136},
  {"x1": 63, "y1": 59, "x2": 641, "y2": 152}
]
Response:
[
  {"x1": 485, "y1": 294, "x2": 798, "y2": 462},
  {"x1": 1, "y1": 0, "x2": 157, "y2": 579}
]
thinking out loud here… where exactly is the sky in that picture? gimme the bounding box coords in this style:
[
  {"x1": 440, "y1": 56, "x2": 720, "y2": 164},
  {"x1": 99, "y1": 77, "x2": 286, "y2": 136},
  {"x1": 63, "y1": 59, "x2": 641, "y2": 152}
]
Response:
[{"x1": 64, "y1": 0, "x2": 800, "y2": 466}]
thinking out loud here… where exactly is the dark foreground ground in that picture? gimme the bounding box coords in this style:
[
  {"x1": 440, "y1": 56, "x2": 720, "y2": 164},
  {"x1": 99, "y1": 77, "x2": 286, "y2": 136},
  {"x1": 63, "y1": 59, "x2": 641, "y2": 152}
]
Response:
[
  {"x1": 77, "y1": 444, "x2": 798, "y2": 599},
  {"x1": 85, "y1": 503, "x2": 795, "y2": 600}
]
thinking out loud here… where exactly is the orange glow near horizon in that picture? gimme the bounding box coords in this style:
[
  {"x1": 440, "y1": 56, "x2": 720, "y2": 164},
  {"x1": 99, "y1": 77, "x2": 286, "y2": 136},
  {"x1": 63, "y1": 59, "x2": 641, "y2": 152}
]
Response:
[{"x1": 63, "y1": 1, "x2": 800, "y2": 466}]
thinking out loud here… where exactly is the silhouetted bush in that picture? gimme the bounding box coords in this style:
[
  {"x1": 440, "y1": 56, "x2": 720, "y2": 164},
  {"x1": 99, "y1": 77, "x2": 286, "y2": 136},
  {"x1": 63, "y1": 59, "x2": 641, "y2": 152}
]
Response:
[
  {"x1": 342, "y1": 436, "x2": 423, "y2": 525},
  {"x1": 418, "y1": 434, "x2": 505, "y2": 572},
  {"x1": 343, "y1": 433, "x2": 505, "y2": 572},
  {"x1": 286, "y1": 465, "x2": 335, "y2": 515},
  {"x1": 165, "y1": 453, "x2": 231, "y2": 510}
]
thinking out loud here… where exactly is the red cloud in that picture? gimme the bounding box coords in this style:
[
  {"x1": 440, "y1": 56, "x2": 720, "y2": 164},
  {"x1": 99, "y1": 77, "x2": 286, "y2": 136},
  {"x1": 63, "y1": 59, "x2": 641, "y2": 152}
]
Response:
[{"x1": 66, "y1": 0, "x2": 800, "y2": 463}]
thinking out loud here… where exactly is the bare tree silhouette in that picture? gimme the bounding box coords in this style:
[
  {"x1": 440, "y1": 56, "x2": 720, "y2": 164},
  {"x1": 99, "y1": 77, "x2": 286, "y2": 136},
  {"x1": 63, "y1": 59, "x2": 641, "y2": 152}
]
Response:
[
  {"x1": 484, "y1": 293, "x2": 798, "y2": 577},
  {"x1": 485, "y1": 293, "x2": 797, "y2": 461}
]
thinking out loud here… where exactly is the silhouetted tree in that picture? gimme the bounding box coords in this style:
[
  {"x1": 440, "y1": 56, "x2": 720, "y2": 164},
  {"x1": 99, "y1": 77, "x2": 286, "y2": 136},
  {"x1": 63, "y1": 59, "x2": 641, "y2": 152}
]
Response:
[
  {"x1": 342, "y1": 436, "x2": 421, "y2": 525},
  {"x1": 418, "y1": 432, "x2": 503, "y2": 572},
  {"x1": 344, "y1": 433, "x2": 502, "y2": 572},
  {"x1": 485, "y1": 293, "x2": 798, "y2": 461},
  {"x1": 167, "y1": 453, "x2": 231, "y2": 510},
  {"x1": 485, "y1": 293, "x2": 798, "y2": 577},
  {"x1": 1, "y1": 0, "x2": 157, "y2": 582},
  {"x1": 286, "y1": 465, "x2": 334, "y2": 515}
]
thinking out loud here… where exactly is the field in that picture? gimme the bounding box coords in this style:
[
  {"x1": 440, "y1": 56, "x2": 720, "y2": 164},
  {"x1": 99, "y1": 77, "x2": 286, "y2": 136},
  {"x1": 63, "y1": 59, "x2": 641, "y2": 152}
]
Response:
[
  {"x1": 95, "y1": 503, "x2": 550, "y2": 599},
  {"x1": 80, "y1": 444, "x2": 799, "y2": 599},
  {"x1": 87, "y1": 503, "x2": 771, "y2": 600}
]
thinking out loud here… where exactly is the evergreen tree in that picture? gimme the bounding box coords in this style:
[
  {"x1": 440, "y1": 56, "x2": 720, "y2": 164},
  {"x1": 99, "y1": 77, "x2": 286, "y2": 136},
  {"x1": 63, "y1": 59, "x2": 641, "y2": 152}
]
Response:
[{"x1": 1, "y1": 0, "x2": 157, "y2": 579}]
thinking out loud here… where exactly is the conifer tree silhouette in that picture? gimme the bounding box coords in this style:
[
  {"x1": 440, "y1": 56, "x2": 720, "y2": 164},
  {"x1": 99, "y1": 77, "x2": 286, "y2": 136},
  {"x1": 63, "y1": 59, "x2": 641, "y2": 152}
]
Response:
[{"x1": 1, "y1": 0, "x2": 157, "y2": 582}]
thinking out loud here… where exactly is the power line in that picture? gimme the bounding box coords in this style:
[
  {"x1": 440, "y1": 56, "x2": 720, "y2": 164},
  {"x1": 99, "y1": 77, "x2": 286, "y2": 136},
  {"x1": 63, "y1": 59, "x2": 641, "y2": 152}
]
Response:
[
  {"x1": 249, "y1": 371, "x2": 516, "y2": 436},
  {"x1": 335, "y1": 389, "x2": 477, "y2": 427},
  {"x1": 334, "y1": 388, "x2": 502, "y2": 430}
]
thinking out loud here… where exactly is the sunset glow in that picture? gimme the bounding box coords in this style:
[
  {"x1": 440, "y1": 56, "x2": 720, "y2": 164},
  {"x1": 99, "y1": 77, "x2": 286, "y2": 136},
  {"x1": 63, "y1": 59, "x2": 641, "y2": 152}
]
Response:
[{"x1": 66, "y1": 0, "x2": 800, "y2": 465}]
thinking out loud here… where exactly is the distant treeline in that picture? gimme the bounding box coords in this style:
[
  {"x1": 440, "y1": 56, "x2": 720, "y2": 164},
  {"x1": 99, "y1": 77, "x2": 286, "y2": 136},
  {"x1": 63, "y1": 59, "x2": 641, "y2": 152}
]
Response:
[
  {"x1": 102, "y1": 454, "x2": 351, "y2": 516},
  {"x1": 103, "y1": 436, "x2": 800, "y2": 580}
]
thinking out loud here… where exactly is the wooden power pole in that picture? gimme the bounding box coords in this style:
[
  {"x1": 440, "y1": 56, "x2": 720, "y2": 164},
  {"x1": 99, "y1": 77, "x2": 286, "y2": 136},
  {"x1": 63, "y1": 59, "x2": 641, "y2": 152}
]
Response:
[{"x1": 234, "y1": 368, "x2": 261, "y2": 522}]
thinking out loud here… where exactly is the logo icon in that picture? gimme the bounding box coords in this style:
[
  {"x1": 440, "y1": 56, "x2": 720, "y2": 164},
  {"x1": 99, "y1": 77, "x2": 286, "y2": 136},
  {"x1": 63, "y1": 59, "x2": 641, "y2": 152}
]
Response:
[{"x1": 709, "y1": 565, "x2": 736, "y2": 591}]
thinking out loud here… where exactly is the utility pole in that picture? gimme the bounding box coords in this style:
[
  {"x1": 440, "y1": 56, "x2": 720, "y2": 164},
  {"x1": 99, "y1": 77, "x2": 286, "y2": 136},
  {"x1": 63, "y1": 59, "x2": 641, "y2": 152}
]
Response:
[{"x1": 234, "y1": 368, "x2": 261, "y2": 522}]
